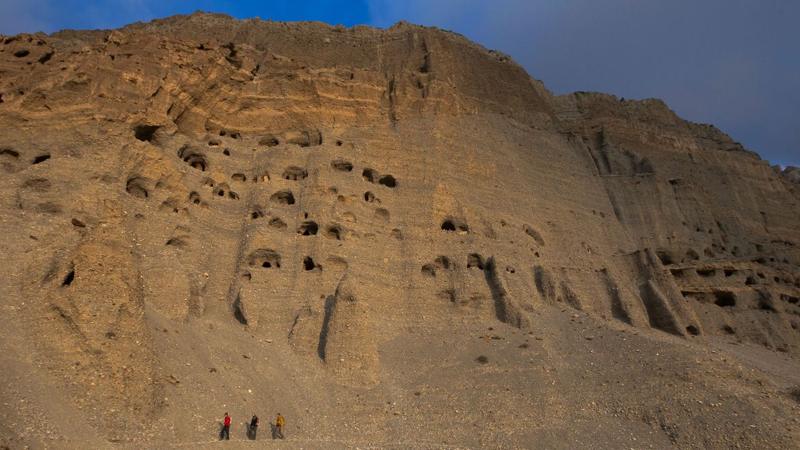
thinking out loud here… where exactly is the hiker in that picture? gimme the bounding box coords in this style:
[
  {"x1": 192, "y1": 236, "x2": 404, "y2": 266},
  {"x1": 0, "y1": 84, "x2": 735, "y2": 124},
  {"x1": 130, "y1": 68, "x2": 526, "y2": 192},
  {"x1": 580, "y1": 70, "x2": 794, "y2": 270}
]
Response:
[
  {"x1": 220, "y1": 412, "x2": 231, "y2": 440},
  {"x1": 248, "y1": 413, "x2": 259, "y2": 440},
  {"x1": 274, "y1": 412, "x2": 285, "y2": 439}
]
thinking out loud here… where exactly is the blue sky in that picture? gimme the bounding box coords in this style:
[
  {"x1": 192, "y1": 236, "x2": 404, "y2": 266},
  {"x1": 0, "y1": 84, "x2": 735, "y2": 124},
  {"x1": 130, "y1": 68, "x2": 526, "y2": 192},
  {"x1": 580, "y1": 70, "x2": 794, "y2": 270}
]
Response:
[{"x1": 1, "y1": 0, "x2": 797, "y2": 167}]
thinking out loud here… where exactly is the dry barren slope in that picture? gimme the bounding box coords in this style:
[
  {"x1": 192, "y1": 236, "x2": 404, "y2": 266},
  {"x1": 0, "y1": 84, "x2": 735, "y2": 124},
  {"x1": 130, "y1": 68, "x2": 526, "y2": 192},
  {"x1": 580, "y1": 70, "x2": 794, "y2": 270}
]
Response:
[{"x1": 0, "y1": 12, "x2": 799, "y2": 449}]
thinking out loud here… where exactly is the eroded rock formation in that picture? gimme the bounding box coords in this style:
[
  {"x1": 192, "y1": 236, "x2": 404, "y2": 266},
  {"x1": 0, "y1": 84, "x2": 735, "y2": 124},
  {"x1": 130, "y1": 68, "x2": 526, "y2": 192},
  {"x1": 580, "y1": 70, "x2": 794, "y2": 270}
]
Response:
[{"x1": 1, "y1": 13, "x2": 798, "y2": 448}]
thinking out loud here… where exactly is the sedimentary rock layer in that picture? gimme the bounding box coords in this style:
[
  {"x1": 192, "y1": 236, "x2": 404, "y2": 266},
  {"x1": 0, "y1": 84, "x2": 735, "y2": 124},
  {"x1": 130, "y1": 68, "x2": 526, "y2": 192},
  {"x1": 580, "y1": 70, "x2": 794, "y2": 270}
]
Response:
[{"x1": 1, "y1": 13, "x2": 798, "y2": 448}]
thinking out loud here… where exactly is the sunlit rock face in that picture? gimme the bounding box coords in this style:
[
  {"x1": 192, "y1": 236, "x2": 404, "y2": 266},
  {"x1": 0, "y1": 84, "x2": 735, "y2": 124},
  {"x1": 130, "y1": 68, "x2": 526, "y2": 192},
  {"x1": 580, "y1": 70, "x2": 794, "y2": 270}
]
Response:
[{"x1": 0, "y1": 12, "x2": 798, "y2": 448}]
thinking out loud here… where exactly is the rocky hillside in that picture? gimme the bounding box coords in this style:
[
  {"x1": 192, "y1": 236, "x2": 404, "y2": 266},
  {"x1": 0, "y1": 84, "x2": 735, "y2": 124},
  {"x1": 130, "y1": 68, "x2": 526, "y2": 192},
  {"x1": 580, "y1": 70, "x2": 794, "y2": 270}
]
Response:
[{"x1": 1, "y1": 12, "x2": 798, "y2": 449}]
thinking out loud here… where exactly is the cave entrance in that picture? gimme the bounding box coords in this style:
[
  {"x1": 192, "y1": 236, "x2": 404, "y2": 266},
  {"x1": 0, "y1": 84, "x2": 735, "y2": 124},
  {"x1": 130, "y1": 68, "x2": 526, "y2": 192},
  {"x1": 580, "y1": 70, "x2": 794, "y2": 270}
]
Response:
[
  {"x1": 270, "y1": 190, "x2": 296, "y2": 205},
  {"x1": 134, "y1": 124, "x2": 160, "y2": 142},
  {"x1": 297, "y1": 221, "x2": 319, "y2": 236},
  {"x1": 247, "y1": 249, "x2": 282, "y2": 269},
  {"x1": 713, "y1": 291, "x2": 736, "y2": 307}
]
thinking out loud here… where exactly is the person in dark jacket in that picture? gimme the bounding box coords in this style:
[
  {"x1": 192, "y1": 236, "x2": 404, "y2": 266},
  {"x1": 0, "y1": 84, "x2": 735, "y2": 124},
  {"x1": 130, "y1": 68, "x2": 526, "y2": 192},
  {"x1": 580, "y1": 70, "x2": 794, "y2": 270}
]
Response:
[{"x1": 248, "y1": 414, "x2": 259, "y2": 440}]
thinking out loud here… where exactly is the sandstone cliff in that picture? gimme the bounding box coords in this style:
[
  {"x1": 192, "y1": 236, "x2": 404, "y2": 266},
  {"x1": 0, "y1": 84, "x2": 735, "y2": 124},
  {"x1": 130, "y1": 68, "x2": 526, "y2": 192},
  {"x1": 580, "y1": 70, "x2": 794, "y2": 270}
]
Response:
[{"x1": 1, "y1": 13, "x2": 798, "y2": 448}]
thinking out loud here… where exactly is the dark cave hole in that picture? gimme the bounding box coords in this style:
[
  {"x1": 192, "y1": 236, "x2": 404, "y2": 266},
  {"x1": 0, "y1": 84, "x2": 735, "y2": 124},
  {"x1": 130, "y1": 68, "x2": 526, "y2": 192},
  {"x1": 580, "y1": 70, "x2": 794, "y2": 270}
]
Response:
[
  {"x1": 133, "y1": 124, "x2": 160, "y2": 142},
  {"x1": 125, "y1": 177, "x2": 148, "y2": 199},
  {"x1": 378, "y1": 175, "x2": 397, "y2": 188},
  {"x1": 441, "y1": 218, "x2": 468, "y2": 233},
  {"x1": 325, "y1": 224, "x2": 343, "y2": 240},
  {"x1": 270, "y1": 190, "x2": 296, "y2": 205},
  {"x1": 212, "y1": 182, "x2": 231, "y2": 198},
  {"x1": 297, "y1": 221, "x2": 319, "y2": 236},
  {"x1": 656, "y1": 251, "x2": 673, "y2": 265},
  {"x1": 165, "y1": 237, "x2": 186, "y2": 247},
  {"x1": 32, "y1": 154, "x2": 50, "y2": 164},
  {"x1": 362, "y1": 168, "x2": 378, "y2": 183},
  {"x1": 0, "y1": 148, "x2": 19, "y2": 158},
  {"x1": 713, "y1": 291, "x2": 736, "y2": 307},
  {"x1": 177, "y1": 146, "x2": 208, "y2": 171},
  {"x1": 251, "y1": 208, "x2": 265, "y2": 220},
  {"x1": 780, "y1": 294, "x2": 799, "y2": 304},
  {"x1": 62, "y1": 269, "x2": 75, "y2": 287},
  {"x1": 219, "y1": 129, "x2": 240, "y2": 139},
  {"x1": 303, "y1": 256, "x2": 321, "y2": 271},
  {"x1": 331, "y1": 159, "x2": 353, "y2": 172},
  {"x1": 258, "y1": 135, "x2": 279, "y2": 147},
  {"x1": 282, "y1": 166, "x2": 308, "y2": 181},
  {"x1": 247, "y1": 249, "x2": 281, "y2": 269},
  {"x1": 269, "y1": 217, "x2": 287, "y2": 229}
]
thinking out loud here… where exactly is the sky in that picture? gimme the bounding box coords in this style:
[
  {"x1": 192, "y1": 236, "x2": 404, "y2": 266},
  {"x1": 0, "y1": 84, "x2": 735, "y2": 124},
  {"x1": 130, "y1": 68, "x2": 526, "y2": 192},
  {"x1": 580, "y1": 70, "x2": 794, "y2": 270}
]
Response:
[{"x1": 1, "y1": 0, "x2": 797, "y2": 167}]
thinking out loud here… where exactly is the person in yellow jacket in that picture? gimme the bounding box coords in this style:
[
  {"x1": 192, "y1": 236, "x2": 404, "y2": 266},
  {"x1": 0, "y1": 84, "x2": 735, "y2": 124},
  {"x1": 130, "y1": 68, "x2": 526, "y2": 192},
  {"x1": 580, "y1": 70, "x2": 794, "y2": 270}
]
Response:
[{"x1": 274, "y1": 413, "x2": 285, "y2": 439}]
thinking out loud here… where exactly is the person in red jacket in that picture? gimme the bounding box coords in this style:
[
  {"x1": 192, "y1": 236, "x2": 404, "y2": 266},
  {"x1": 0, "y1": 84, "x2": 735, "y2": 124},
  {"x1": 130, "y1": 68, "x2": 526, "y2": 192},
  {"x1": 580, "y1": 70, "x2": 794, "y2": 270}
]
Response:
[{"x1": 220, "y1": 412, "x2": 231, "y2": 440}]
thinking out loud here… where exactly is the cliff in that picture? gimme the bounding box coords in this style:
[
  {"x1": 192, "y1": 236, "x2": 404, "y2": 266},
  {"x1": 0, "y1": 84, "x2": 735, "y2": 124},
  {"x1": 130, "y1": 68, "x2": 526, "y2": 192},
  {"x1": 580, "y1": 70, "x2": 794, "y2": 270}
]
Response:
[{"x1": 1, "y1": 13, "x2": 798, "y2": 448}]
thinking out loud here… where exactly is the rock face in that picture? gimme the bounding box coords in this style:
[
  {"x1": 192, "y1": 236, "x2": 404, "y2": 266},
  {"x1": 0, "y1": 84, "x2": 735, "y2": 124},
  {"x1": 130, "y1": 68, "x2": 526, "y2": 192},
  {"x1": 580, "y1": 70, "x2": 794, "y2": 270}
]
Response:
[{"x1": 1, "y1": 13, "x2": 799, "y2": 448}]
